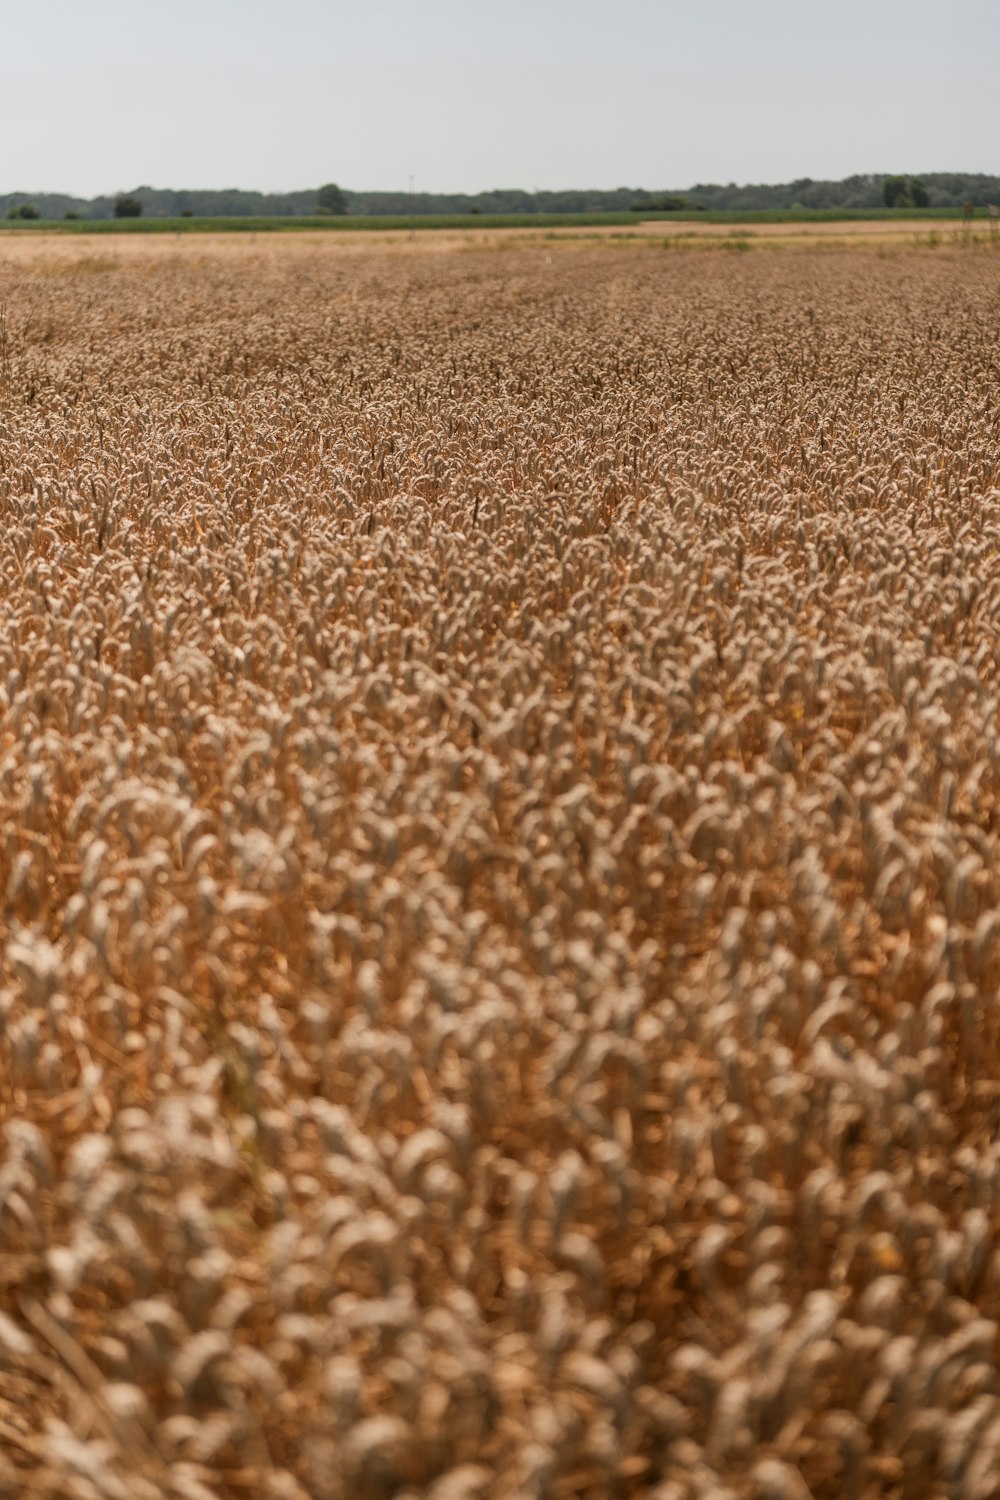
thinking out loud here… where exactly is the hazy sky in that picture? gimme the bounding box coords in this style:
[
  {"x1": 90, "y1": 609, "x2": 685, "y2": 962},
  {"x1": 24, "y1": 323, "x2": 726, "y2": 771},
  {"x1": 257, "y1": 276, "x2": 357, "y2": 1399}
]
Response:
[{"x1": 4, "y1": 0, "x2": 996, "y2": 195}]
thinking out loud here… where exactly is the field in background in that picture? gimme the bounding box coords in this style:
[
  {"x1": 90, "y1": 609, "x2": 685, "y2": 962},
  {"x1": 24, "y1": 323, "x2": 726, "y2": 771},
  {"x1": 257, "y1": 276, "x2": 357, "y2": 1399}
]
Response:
[
  {"x1": 1, "y1": 235, "x2": 999, "y2": 1498},
  {"x1": 0, "y1": 205, "x2": 988, "y2": 236}
]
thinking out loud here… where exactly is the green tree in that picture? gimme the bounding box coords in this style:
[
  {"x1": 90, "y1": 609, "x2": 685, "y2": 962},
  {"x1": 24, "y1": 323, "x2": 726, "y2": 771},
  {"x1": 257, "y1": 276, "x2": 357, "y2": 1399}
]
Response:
[
  {"x1": 316, "y1": 182, "x2": 348, "y2": 215},
  {"x1": 6, "y1": 203, "x2": 40, "y2": 220},
  {"x1": 630, "y1": 192, "x2": 687, "y2": 212},
  {"x1": 883, "y1": 176, "x2": 910, "y2": 208},
  {"x1": 909, "y1": 179, "x2": 930, "y2": 208},
  {"x1": 114, "y1": 194, "x2": 143, "y2": 218}
]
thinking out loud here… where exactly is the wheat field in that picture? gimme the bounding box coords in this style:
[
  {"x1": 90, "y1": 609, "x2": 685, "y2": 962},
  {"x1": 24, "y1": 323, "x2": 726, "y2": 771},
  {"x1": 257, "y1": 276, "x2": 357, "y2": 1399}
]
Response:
[{"x1": 0, "y1": 233, "x2": 999, "y2": 1499}]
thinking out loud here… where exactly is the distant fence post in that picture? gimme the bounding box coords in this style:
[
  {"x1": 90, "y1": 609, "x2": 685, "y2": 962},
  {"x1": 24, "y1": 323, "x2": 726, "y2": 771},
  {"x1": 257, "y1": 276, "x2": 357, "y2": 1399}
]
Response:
[{"x1": 988, "y1": 204, "x2": 999, "y2": 245}]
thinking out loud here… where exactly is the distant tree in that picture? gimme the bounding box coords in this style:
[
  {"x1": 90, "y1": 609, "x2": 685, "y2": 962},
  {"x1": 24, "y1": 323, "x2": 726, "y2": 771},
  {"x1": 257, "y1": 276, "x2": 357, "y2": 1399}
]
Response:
[
  {"x1": 114, "y1": 194, "x2": 143, "y2": 219},
  {"x1": 316, "y1": 182, "x2": 348, "y2": 215},
  {"x1": 909, "y1": 179, "x2": 930, "y2": 208},
  {"x1": 64, "y1": 211, "x2": 80, "y2": 220},
  {"x1": 631, "y1": 193, "x2": 687, "y2": 212},
  {"x1": 6, "y1": 203, "x2": 40, "y2": 220},
  {"x1": 180, "y1": 208, "x2": 194, "y2": 218},
  {"x1": 883, "y1": 176, "x2": 910, "y2": 208}
]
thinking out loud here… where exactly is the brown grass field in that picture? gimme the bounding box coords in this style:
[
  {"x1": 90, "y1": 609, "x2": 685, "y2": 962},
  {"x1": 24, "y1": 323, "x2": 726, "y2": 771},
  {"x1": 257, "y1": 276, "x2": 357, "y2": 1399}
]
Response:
[{"x1": 0, "y1": 233, "x2": 999, "y2": 1498}]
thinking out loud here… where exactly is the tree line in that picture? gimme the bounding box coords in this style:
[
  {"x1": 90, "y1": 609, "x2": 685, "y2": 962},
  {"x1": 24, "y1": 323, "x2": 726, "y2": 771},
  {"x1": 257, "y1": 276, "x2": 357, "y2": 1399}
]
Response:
[
  {"x1": 680, "y1": 173, "x2": 998, "y2": 211},
  {"x1": 3, "y1": 173, "x2": 999, "y2": 222}
]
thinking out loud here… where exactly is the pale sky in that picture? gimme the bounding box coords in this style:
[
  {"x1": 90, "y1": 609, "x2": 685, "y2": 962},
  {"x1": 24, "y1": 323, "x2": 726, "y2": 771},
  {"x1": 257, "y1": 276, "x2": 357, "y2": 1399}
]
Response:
[{"x1": 3, "y1": 0, "x2": 996, "y2": 196}]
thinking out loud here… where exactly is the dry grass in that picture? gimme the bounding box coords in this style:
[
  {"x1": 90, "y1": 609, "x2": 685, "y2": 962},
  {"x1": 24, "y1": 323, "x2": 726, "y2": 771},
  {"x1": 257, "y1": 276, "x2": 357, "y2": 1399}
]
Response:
[{"x1": 0, "y1": 235, "x2": 999, "y2": 1498}]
